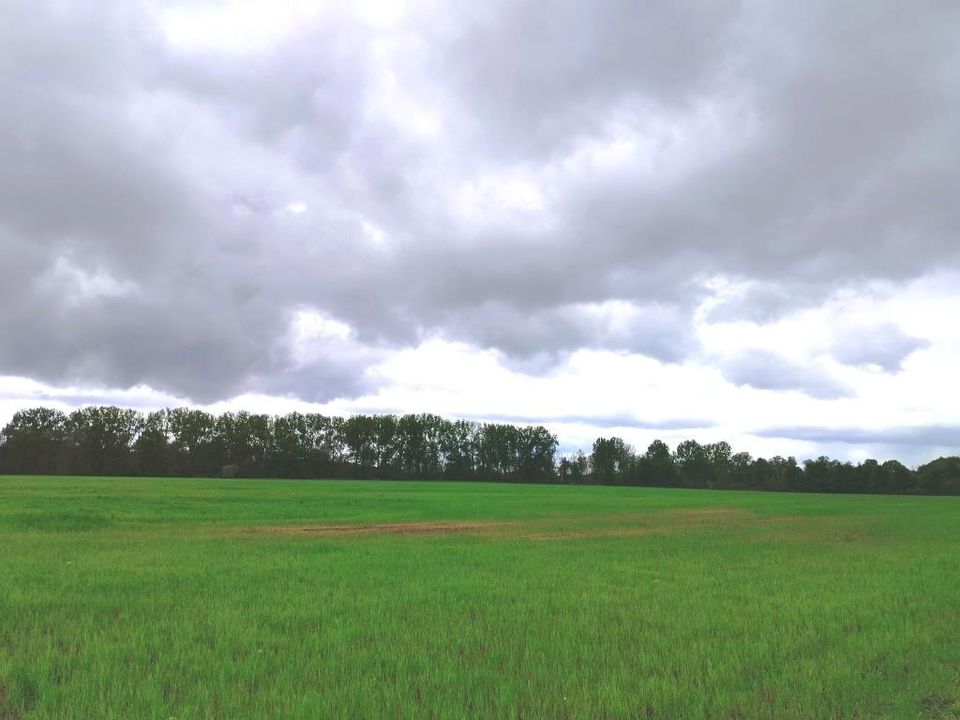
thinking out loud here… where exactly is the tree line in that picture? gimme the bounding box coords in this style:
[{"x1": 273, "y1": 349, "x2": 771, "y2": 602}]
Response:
[{"x1": 0, "y1": 406, "x2": 957, "y2": 495}]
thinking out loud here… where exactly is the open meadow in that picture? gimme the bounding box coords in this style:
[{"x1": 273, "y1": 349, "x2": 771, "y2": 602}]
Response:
[{"x1": 1, "y1": 476, "x2": 958, "y2": 719}]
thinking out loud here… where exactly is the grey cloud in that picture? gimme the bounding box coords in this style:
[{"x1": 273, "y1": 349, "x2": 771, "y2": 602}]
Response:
[
  {"x1": 432, "y1": 301, "x2": 698, "y2": 367},
  {"x1": 703, "y1": 282, "x2": 839, "y2": 324},
  {"x1": 756, "y1": 425, "x2": 960, "y2": 449},
  {"x1": 0, "y1": 289, "x2": 279, "y2": 402},
  {"x1": 344, "y1": 407, "x2": 713, "y2": 431},
  {"x1": 830, "y1": 323, "x2": 929, "y2": 372},
  {"x1": 2, "y1": 0, "x2": 960, "y2": 404},
  {"x1": 435, "y1": 0, "x2": 742, "y2": 157},
  {"x1": 260, "y1": 363, "x2": 377, "y2": 404},
  {"x1": 164, "y1": 10, "x2": 375, "y2": 149},
  {"x1": 720, "y1": 351, "x2": 851, "y2": 399},
  {"x1": 473, "y1": 413, "x2": 714, "y2": 431},
  {"x1": 29, "y1": 389, "x2": 180, "y2": 410}
]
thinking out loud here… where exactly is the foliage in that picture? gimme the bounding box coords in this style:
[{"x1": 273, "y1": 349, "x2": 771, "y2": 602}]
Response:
[
  {"x1": 0, "y1": 407, "x2": 558, "y2": 485},
  {"x1": 1, "y1": 406, "x2": 959, "y2": 494}
]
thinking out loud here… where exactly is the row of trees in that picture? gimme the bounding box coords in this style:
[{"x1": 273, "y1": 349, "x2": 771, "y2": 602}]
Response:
[
  {"x1": 0, "y1": 406, "x2": 558, "y2": 483},
  {"x1": 0, "y1": 406, "x2": 957, "y2": 495},
  {"x1": 573, "y1": 437, "x2": 960, "y2": 495}
]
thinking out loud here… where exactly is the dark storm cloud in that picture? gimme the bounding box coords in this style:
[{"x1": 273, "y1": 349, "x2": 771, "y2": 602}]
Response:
[{"x1": 2, "y1": 0, "x2": 959, "y2": 402}]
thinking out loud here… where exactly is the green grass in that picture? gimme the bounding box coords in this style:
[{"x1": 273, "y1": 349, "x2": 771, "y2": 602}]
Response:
[{"x1": 0, "y1": 476, "x2": 958, "y2": 719}]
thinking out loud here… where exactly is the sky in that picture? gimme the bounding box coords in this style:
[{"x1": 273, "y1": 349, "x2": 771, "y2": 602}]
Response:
[{"x1": 2, "y1": 0, "x2": 959, "y2": 465}]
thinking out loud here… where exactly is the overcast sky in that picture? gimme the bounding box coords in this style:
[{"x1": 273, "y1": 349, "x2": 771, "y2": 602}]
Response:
[{"x1": 2, "y1": 0, "x2": 959, "y2": 464}]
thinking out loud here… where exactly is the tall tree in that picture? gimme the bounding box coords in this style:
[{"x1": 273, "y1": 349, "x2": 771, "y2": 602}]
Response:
[
  {"x1": 917, "y1": 457, "x2": 960, "y2": 495},
  {"x1": 675, "y1": 439, "x2": 710, "y2": 488},
  {"x1": 64, "y1": 406, "x2": 141, "y2": 475},
  {"x1": 590, "y1": 437, "x2": 632, "y2": 485},
  {"x1": 641, "y1": 440, "x2": 677, "y2": 487},
  {"x1": 133, "y1": 410, "x2": 173, "y2": 476},
  {"x1": 340, "y1": 415, "x2": 378, "y2": 476},
  {"x1": 0, "y1": 407, "x2": 68, "y2": 474},
  {"x1": 169, "y1": 408, "x2": 220, "y2": 476},
  {"x1": 517, "y1": 425, "x2": 559, "y2": 483}
]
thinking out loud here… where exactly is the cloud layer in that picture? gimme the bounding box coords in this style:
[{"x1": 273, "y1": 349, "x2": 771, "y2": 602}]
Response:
[{"x1": 2, "y1": 0, "x2": 959, "y2": 460}]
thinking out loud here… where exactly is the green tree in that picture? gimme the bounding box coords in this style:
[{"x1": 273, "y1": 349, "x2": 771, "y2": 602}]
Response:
[
  {"x1": 675, "y1": 439, "x2": 709, "y2": 488},
  {"x1": 64, "y1": 406, "x2": 141, "y2": 475},
  {"x1": 340, "y1": 415, "x2": 378, "y2": 476},
  {"x1": 881, "y1": 459, "x2": 914, "y2": 494},
  {"x1": 916, "y1": 457, "x2": 960, "y2": 495},
  {"x1": 640, "y1": 440, "x2": 677, "y2": 487},
  {"x1": 0, "y1": 407, "x2": 68, "y2": 474},
  {"x1": 590, "y1": 437, "x2": 632, "y2": 485},
  {"x1": 517, "y1": 425, "x2": 558, "y2": 483},
  {"x1": 169, "y1": 408, "x2": 220, "y2": 476},
  {"x1": 133, "y1": 410, "x2": 172, "y2": 475},
  {"x1": 728, "y1": 451, "x2": 753, "y2": 490}
]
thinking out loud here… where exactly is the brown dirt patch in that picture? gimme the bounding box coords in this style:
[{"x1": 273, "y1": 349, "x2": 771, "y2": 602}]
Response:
[
  {"x1": 921, "y1": 694, "x2": 958, "y2": 719},
  {"x1": 244, "y1": 508, "x2": 806, "y2": 541},
  {"x1": 0, "y1": 682, "x2": 21, "y2": 720},
  {"x1": 248, "y1": 520, "x2": 511, "y2": 537}
]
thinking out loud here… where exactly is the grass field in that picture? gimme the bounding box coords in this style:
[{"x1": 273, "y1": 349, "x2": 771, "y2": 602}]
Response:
[{"x1": 0, "y1": 476, "x2": 958, "y2": 719}]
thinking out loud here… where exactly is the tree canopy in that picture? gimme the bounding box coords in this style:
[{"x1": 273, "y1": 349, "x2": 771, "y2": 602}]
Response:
[{"x1": 0, "y1": 406, "x2": 957, "y2": 495}]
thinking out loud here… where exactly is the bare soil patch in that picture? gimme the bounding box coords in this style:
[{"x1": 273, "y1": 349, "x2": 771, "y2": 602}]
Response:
[
  {"x1": 248, "y1": 520, "x2": 511, "y2": 537},
  {"x1": 0, "y1": 682, "x2": 21, "y2": 720},
  {"x1": 245, "y1": 508, "x2": 800, "y2": 540}
]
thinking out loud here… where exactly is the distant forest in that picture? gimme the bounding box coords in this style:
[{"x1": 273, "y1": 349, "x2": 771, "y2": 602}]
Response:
[{"x1": 1, "y1": 406, "x2": 958, "y2": 495}]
